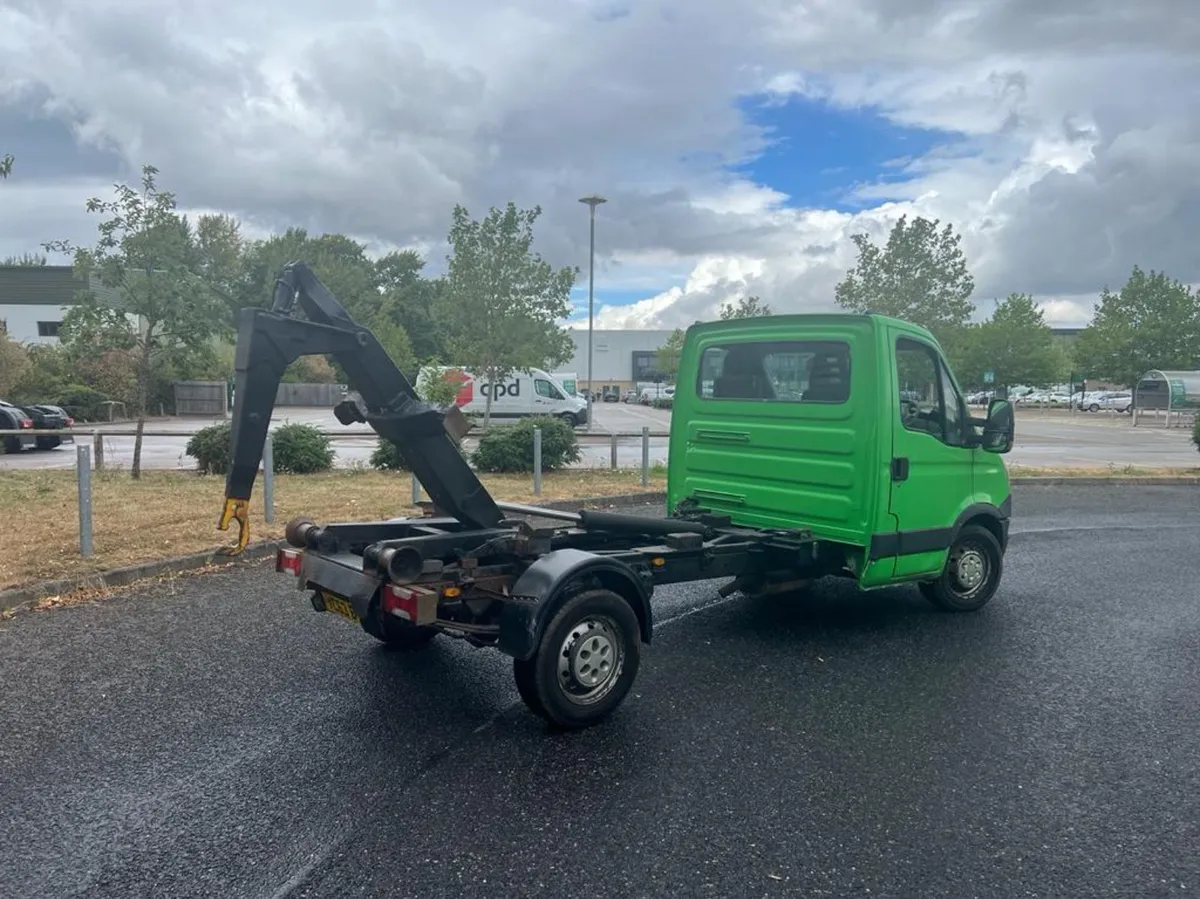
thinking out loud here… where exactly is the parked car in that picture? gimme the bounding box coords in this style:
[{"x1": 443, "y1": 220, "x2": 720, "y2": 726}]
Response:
[
  {"x1": 19, "y1": 403, "x2": 75, "y2": 449},
  {"x1": 1095, "y1": 392, "x2": 1133, "y2": 413},
  {"x1": 0, "y1": 400, "x2": 36, "y2": 454}
]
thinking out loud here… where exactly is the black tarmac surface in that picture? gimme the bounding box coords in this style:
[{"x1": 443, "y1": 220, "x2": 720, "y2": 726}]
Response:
[{"x1": 2, "y1": 485, "x2": 1198, "y2": 898}]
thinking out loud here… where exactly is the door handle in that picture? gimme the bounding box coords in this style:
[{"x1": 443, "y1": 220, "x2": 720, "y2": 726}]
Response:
[{"x1": 891, "y1": 457, "x2": 909, "y2": 482}]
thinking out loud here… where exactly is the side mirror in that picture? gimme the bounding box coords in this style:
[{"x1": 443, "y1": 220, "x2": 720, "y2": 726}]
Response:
[{"x1": 981, "y1": 399, "x2": 1014, "y2": 454}]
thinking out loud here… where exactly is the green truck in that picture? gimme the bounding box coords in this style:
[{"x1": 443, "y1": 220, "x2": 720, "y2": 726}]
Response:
[{"x1": 222, "y1": 264, "x2": 1016, "y2": 729}]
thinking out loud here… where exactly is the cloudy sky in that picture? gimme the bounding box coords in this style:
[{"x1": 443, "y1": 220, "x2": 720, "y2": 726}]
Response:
[{"x1": 1, "y1": 0, "x2": 1197, "y2": 330}]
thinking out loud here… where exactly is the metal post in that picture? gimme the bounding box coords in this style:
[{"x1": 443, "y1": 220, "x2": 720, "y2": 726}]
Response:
[
  {"x1": 533, "y1": 426, "x2": 543, "y2": 495},
  {"x1": 76, "y1": 443, "x2": 93, "y2": 557},
  {"x1": 411, "y1": 472, "x2": 421, "y2": 505},
  {"x1": 93, "y1": 432, "x2": 105, "y2": 470},
  {"x1": 610, "y1": 433, "x2": 618, "y2": 470},
  {"x1": 263, "y1": 434, "x2": 275, "y2": 525},
  {"x1": 641, "y1": 426, "x2": 649, "y2": 487},
  {"x1": 579, "y1": 195, "x2": 607, "y2": 431}
]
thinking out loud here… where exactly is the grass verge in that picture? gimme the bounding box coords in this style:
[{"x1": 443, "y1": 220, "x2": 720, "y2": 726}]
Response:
[{"x1": 0, "y1": 468, "x2": 667, "y2": 590}]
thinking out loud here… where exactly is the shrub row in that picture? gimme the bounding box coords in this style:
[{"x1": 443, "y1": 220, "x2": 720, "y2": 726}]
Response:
[{"x1": 185, "y1": 415, "x2": 580, "y2": 476}]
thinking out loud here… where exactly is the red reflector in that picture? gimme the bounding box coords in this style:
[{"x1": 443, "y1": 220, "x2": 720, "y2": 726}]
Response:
[
  {"x1": 276, "y1": 548, "x2": 303, "y2": 575},
  {"x1": 382, "y1": 584, "x2": 418, "y2": 621}
]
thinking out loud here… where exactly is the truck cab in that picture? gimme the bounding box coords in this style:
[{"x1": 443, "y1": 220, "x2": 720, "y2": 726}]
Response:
[{"x1": 667, "y1": 313, "x2": 1015, "y2": 605}]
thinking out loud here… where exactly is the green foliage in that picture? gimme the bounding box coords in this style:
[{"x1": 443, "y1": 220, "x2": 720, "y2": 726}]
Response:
[
  {"x1": 54, "y1": 385, "x2": 112, "y2": 422},
  {"x1": 470, "y1": 417, "x2": 581, "y2": 473},
  {"x1": 43, "y1": 165, "x2": 229, "y2": 477},
  {"x1": 272, "y1": 422, "x2": 335, "y2": 473},
  {"x1": 1193, "y1": 415, "x2": 1200, "y2": 455},
  {"x1": 2, "y1": 252, "x2": 47, "y2": 265},
  {"x1": 719, "y1": 295, "x2": 772, "y2": 319},
  {"x1": 416, "y1": 364, "x2": 467, "y2": 407},
  {"x1": 0, "y1": 154, "x2": 11, "y2": 179},
  {"x1": 652, "y1": 396, "x2": 672, "y2": 410},
  {"x1": 1072, "y1": 266, "x2": 1200, "y2": 388},
  {"x1": 955, "y1": 293, "x2": 1064, "y2": 388},
  {"x1": 370, "y1": 439, "x2": 409, "y2": 471},
  {"x1": 0, "y1": 334, "x2": 28, "y2": 396},
  {"x1": 185, "y1": 421, "x2": 234, "y2": 475},
  {"x1": 438, "y1": 202, "x2": 577, "y2": 426},
  {"x1": 834, "y1": 215, "x2": 975, "y2": 345},
  {"x1": 654, "y1": 329, "x2": 686, "y2": 382},
  {"x1": 374, "y1": 250, "x2": 448, "y2": 363}
]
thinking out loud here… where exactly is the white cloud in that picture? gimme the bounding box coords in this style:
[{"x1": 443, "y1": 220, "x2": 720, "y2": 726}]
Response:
[{"x1": 0, "y1": 0, "x2": 1197, "y2": 330}]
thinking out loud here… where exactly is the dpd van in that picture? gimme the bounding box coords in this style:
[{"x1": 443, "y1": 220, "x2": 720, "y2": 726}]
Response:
[{"x1": 418, "y1": 366, "x2": 589, "y2": 426}]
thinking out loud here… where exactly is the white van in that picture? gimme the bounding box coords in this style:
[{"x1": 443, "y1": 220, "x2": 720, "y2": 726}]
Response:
[{"x1": 417, "y1": 366, "x2": 589, "y2": 426}]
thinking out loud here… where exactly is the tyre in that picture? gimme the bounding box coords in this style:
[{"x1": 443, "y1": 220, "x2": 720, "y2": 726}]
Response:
[
  {"x1": 559, "y1": 412, "x2": 578, "y2": 427},
  {"x1": 360, "y1": 600, "x2": 440, "y2": 649},
  {"x1": 512, "y1": 588, "x2": 641, "y2": 730},
  {"x1": 918, "y1": 524, "x2": 1004, "y2": 612},
  {"x1": 1088, "y1": 403, "x2": 1099, "y2": 412},
  {"x1": 2, "y1": 436, "x2": 21, "y2": 455},
  {"x1": 35, "y1": 436, "x2": 62, "y2": 450}
]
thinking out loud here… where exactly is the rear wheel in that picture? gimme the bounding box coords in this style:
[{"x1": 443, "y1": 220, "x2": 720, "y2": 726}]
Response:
[
  {"x1": 3, "y1": 436, "x2": 21, "y2": 455},
  {"x1": 513, "y1": 588, "x2": 641, "y2": 730},
  {"x1": 559, "y1": 412, "x2": 579, "y2": 427},
  {"x1": 919, "y1": 524, "x2": 1003, "y2": 612}
]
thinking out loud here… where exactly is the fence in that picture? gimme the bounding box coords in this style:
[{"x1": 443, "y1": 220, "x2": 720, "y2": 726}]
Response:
[
  {"x1": 174, "y1": 381, "x2": 228, "y2": 416},
  {"x1": 12, "y1": 426, "x2": 664, "y2": 559}
]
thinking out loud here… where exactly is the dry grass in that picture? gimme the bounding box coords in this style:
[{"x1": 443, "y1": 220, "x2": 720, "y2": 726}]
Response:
[
  {"x1": 1007, "y1": 464, "x2": 1200, "y2": 478},
  {"x1": 0, "y1": 468, "x2": 667, "y2": 590}
]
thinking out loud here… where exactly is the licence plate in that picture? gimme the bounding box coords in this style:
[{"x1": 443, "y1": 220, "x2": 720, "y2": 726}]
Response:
[{"x1": 322, "y1": 593, "x2": 360, "y2": 624}]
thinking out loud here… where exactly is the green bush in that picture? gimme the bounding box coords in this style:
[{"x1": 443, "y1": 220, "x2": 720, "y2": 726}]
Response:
[
  {"x1": 272, "y1": 422, "x2": 335, "y2": 473},
  {"x1": 1192, "y1": 414, "x2": 1200, "y2": 453},
  {"x1": 370, "y1": 438, "x2": 409, "y2": 471},
  {"x1": 186, "y1": 421, "x2": 233, "y2": 475},
  {"x1": 470, "y1": 416, "x2": 580, "y2": 473},
  {"x1": 53, "y1": 385, "x2": 111, "y2": 422},
  {"x1": 652, "y1": 397, "x2": 672, "y2": 410}
]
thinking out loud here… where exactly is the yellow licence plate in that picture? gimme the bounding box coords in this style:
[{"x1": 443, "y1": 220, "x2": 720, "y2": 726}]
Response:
[{"x1": 322, "y1": 593, "x2": 360, "y2": 624}]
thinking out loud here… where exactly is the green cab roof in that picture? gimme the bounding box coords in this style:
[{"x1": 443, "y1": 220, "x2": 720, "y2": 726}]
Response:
[{"x1": 684, "y1": 312, "x2": 936, "y2": 341}]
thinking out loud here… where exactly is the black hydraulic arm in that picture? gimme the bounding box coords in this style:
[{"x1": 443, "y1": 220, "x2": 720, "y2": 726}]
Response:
[{"x1": 217, "y1": 261, "x2": 504, "y2": 552}]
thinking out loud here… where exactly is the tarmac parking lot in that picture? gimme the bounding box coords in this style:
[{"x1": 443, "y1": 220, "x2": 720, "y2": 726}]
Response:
[
  {"x1": 1, "y1": 403, "x2": 1197, "y2": 472},
  {"x1": 1, "y1": 484, "x2": 1197, "y2": 898}
]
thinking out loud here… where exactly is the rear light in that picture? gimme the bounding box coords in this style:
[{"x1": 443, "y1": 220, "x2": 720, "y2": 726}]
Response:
[
  {"x1": 276, "y1": 548, "x2": 303, "y2": 575},
  {"x1": 382, "y1": 583, "x2": 439, "y2": 625},
  {"x1": 19, "y1": 418, "x2": 32, "y2": 429},
  {"x1": 65, "y1": 417, "x2": 74, "y2": 427}
]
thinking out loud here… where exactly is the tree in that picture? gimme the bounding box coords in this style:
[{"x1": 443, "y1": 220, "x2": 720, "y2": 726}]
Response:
[
  {"x1": 0, "y1": 334, "x2": 28, "y2": 396},
  {"x1": 0, "y1": 155, "x2": 11, "y2": 179},
  {"x1": 374, "y1": 250, "x2": 447, "y2": 363},
  {"x1": 437, "y1": 202, "x2": 577, "y2": 427},
  {"x1": 1073, "y1": 266, "x2": 1200, "y2": 388},
  {"x1": 834, "y1": 215, "x2": 975, "y2": 343},
  {"x1": 719, "y1": 295, "x2": 772, "y2": 319},
  {"x1": 2, "y1": 252, "x2": 47, "y2": 266},
  {"x1": 654, "y1": 329, "x2": 686, "y2": 382},
  {"x1": 43, "y1": 165, "x2": 227, "y2": 478},
  {"x1": 960, "y1": 294, "x2": 1064, "y2": 388}
]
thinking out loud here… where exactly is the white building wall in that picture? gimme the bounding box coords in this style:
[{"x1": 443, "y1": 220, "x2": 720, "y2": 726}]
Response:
[
  {"x1": 567, "y1": 329, "x2": 676, "y2": 386},
  {"x1": 0, "y1": 303, "x2": 71, "y2": 344}
]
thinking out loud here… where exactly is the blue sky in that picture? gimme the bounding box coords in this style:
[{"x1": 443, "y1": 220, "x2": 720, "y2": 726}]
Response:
[{"x1": 569, "y1": 94, "x2": 953, "y2": 326}]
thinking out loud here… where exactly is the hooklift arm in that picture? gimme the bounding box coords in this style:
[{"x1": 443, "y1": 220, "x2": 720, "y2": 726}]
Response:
[{"x1": 218, "y1": 261, "x2": 505, "y2": 552}]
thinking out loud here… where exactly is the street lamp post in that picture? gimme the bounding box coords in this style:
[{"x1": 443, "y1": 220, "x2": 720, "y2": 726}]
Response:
[{"x1": 579, "y1": 195, "x2": 606, "y2": 429}]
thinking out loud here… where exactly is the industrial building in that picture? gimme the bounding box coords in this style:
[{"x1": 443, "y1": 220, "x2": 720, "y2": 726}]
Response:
[
  {"x1": 0, "y1": 265, "x2": 128, "y2": 344},
  {"x1": 563, "y1": 327, "x2": 676, "y2": 392}
]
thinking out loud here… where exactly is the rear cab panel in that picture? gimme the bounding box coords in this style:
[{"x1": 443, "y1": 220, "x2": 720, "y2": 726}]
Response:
[{"x1": 667, "y1": 315, "x2": 886, "y2": 554}]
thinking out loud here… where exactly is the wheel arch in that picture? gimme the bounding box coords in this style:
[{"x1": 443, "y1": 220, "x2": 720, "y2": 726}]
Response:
[
  {"x1": 952, "y1": 497, "x2": 1011, "y2": 552},
  {"x1": 497, "y1": 549, "x2": 653, "y2": 661}
]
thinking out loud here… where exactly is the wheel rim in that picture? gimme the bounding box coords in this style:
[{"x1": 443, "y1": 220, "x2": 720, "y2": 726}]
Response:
[
  {"x1": 557, "y1": 616, "x2": 623, "y2": 705},
  {"x1": 949, "y1": 543, "x2": 989, "y2": 597}
]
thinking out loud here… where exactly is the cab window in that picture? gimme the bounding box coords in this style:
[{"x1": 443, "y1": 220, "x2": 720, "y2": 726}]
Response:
[
  {"x1": 895, "y1": 337, "x2": 966, "y2": 445},
  {"x1": 697, "y1": 340, "x2": 851, "y2": 403},
  {"x1": 535, "y1": 379, "x2": 564, "y2": 400}
]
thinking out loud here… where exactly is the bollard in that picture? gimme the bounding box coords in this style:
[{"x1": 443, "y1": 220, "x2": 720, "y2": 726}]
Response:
[
  {"x1": 263, "y1": 434, "x2": 275, "y2": 524},
  {"x1": 93, "y1": 432, "x2": 105, "y2": 471},
  {"x1": 76, "y1": 443, "x2": 93, "y2": 557},
  {"x1": 411, "y1": 472, "x2": 421, "y2": 505},
  {"x1": 611, "y1": 433, "x2": 618, "y2": 470},
  {"x1": 641, "y1": 426, "x2": 650, "y2": 487},
  {"x1": 533, "y1": 426, "x2": 543, "y2": 495}
]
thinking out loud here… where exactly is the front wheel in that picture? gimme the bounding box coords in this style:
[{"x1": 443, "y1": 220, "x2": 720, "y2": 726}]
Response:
[
  {"x1": 919, "y1": 524, "x2": 1003, "y2": 612},
  {"x1": 512, "y1": 588, "x2": 641, "y2": 730}
]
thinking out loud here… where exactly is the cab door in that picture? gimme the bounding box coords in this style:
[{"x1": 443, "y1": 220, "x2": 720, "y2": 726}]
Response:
[{"x1": 886, "y1": 332, "x2": 974, "y2": 579}]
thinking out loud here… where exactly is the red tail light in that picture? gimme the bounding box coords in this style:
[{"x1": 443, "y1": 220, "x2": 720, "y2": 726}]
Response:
[
  {"x1": 19, "y1": 418, "x2": 32, "y2": 429},
  {"x1": 276, "y1": 548, "x2": 303, "y2": 575},
  {"x1": 66, "y1": 417, "x2": 74, "y2": 427},
  {"x1": 382, "y1": 584, "x2": 439, "y2": 625}
]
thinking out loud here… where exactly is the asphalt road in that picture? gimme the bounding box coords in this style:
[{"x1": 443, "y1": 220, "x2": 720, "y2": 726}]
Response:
[{"x1": 2, "y1": 485, "x2": 1198, "y2": 898}]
